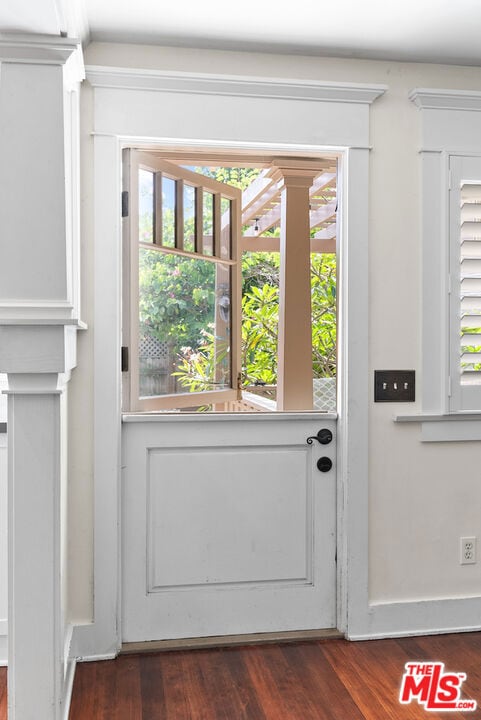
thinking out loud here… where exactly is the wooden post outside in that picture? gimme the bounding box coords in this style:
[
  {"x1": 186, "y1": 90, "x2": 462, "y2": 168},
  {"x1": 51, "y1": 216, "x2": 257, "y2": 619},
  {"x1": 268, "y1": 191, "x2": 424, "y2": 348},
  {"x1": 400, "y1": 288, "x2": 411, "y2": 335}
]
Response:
[{"x1": 276, "y1": 167, "x2": 318, "y2": 411}]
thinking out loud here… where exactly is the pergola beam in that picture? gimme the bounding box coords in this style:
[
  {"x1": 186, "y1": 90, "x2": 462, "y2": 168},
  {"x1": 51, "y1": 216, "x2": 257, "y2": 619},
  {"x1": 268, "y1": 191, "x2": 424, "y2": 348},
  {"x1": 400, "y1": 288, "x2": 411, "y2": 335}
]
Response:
[
  {"x1": 310, "y1": 201, "x2": 337, "y2": 229},
  {"x1": 242, "y1": 180, "x2": 281, "y2": 225},
  {"x1": 243, "y1": 204, "x2": 281, "y2": 237},
  {"x1": 314, "y1": 225, "x2": 336, "y2": 240},
  {"x1": 240, "y1": 168, "x2": 273, "y2": 214},
  {"x1": 240, "y1": 236, "x2": 336, "y2": 253},
  {"x1": 242, "y1": 170, "x2": 336, "y2": 236}
]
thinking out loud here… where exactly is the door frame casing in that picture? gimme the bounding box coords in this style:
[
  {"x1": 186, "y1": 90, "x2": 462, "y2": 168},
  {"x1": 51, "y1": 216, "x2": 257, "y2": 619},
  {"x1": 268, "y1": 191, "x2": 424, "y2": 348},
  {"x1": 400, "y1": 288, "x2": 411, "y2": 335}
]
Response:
[{"x1": 72, "y1": 67, "x2": 385, "y2": 659}]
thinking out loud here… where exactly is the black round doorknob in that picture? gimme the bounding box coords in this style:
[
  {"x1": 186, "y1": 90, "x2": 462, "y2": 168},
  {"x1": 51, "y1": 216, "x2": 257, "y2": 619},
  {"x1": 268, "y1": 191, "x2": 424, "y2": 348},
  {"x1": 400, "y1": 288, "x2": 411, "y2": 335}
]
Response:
[
  {"x1": 306, "y1": 428, "x2": 333, "y2": 445},
  {"x1": 317, "y1": 456, "x2": 333, "y2": 473},
  {"x1": 317, "y1": 428, "x2": 333, "y2": 445}
]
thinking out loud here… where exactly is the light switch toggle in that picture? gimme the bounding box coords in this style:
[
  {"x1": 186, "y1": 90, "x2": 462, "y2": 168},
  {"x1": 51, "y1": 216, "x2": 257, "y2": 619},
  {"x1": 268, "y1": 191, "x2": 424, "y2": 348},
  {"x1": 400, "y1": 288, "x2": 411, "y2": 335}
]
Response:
[{"x1": 374, "y1": 370, "x2": 415, "y2": 402}]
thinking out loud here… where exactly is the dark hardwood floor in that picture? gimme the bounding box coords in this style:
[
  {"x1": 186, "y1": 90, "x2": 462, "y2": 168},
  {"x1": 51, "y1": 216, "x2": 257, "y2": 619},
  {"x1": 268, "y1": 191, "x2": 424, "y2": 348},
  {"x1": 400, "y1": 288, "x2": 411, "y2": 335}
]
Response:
[
  {"x1": 2, "y1": 632, "x2": 481, "y2": 719},
  {"x1": 0, "y1": 667, "x2": 5, "y2": 720}
]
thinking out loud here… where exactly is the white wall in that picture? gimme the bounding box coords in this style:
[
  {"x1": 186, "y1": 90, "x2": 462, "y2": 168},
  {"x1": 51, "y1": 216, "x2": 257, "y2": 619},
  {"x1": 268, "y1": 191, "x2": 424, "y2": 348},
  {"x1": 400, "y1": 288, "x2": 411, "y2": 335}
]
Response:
[{"x1": 70, "y1": 42, "x2": 481, "y2": 625}]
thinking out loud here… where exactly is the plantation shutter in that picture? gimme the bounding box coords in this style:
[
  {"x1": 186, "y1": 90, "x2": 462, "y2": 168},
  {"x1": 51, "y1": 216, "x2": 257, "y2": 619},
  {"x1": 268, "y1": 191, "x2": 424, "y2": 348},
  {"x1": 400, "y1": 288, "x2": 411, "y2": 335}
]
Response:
[{"x1": 449, "y1": 156, "x2": 481, "y2": 411}]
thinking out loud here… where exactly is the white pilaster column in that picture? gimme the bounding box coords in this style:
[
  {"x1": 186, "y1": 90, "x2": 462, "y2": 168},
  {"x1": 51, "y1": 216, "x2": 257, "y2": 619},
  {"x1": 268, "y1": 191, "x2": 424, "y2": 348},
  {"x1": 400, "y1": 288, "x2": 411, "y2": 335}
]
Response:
[
  {"x1": 276, "y1": 165, "x2": 318, "y2": 411},
  {"x1": 0, "y1": 33, "x2": 84, "y2": 720},
  {"x1": 7, "y1": 375, "x2": 65, "y2": 719},
  {"x1": 0, "y1": 326, "x2": 79, "y2": 720}
]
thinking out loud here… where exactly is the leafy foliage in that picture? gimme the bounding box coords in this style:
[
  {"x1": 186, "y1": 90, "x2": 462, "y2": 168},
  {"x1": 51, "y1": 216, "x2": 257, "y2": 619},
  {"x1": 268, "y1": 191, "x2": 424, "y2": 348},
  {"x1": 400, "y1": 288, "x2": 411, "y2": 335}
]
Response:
[
  {"x1": 169, "y1": 252, "x2": 337, "y2": 390},
  {"x1": 194, "y1": 166, "x2": 261, "y2": 191},
  {"x1": 139, "y1": 249, "x2": 216, "y2": 349},
  {"x1": 242, "y1": 280, "x2": 279, "y2": 385},
  {"x1": 138, "y1": 166, "x2": 337, "y2": 399},
  {"x1": 311, "y1": 254, "x2": 336, "y2": 377}
]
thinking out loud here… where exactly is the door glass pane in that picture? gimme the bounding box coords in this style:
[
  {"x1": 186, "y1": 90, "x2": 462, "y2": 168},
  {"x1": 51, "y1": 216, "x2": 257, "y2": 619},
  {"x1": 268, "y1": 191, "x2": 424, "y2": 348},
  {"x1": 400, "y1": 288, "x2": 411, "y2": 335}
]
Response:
[
  {"x1": 162, "y1": 177, "x2": 176, "y2": 248},
  {"x1": 139, "y1": 169, "x2": 153, "y2": 243},
  {"x1": 183, "y1": 184, "x2": 196, "y2": 252},
  {"x1": 203, "y1": 192, "x2": 214, "y2": 256},
  {"x1": 220, "y1": 197, "x2": 231, "y2": 259},
  {"x1": 311, "y1": 252, "x2": 337, "y2": 411},
  {"x1": 138, "y1": 248, "x2": 231, "y2": 398}
]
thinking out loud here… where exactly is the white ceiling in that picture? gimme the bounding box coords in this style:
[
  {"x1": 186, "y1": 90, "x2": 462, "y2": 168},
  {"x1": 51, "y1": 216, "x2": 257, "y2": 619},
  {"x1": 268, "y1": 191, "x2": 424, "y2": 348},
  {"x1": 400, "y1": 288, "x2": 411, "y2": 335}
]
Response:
[{"x1": 3, "y1": 0, "x2": 481, "y2": 66}]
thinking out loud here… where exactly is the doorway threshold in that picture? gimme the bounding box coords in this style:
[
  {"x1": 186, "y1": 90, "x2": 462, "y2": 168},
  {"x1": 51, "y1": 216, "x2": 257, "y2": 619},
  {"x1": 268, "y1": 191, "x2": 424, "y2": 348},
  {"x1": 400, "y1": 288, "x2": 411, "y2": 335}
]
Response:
[{"x1": 121, "y1": 628, "x2": 343, "y2": 655}]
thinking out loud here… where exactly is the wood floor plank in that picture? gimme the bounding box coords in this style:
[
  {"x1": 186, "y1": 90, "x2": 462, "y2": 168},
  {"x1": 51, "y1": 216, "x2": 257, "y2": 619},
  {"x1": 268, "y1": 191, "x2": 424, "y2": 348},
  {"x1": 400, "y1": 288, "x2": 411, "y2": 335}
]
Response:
[
  {"x1": 321, "y1": 636, "x2": 468, "y2": 719},
  {"x1": 142, "y1": 652, "x2": 190, "y2": 720},
  {"x1": 69, "y1": 660, "x2": 99, "y2": 719},
  {"x1": 178, "y1": 648, "x2": 225, "y2": 720},
  {"x1": 139, "y1": 652, "x2": 167, "y2": 720},
  {"x1": 191, "y1": 647, "x2": 265, "y2": 720},
  {"x1": 89, "y1": 657, "x2": 119, "y2": 720},
  {"x1": 0, "y1": 668, "x2": 6, "y2": 720},
  {"x1": 114, "y1": 655, "x2": 143, "y2": 720},
  {"x1": 221, "y1": 647, "x2": 268, "y2": 720},
  {"x1": 244, "y1": 642, "x2": 329, "y2": 719},
  {"x1": 4, "y1": 632, "x2": 481, "y2": 720},
  {"x1": 280, "y1": 640, "x2": 366, "y2": 720}
]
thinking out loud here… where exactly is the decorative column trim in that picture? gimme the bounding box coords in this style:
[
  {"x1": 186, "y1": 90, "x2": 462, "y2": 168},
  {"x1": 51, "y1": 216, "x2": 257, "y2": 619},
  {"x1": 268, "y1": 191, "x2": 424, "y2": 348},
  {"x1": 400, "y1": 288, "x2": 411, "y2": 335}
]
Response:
[
  {"x1": 2, "y1": 326, "x2": 79, "y2": 719},
  {"x1": 0, "y1": 33, "x2": 79, "y2": 65},
  {"x1": 0, "y1": 34, "x2": 85, "y2": 326}
]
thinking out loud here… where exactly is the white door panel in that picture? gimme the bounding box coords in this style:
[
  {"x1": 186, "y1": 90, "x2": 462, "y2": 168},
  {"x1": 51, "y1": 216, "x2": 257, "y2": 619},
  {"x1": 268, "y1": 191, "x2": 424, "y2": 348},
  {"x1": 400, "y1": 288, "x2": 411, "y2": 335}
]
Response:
[{"x1": 122, "y1": 415, "x2": 336, "y2": 642}]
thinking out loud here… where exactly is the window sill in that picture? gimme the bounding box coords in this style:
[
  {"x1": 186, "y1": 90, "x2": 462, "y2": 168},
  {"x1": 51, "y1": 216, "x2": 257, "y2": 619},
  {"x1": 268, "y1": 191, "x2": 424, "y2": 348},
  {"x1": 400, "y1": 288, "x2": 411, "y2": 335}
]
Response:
[{"x1": 394, "y1": 413, "x2": 481, "y2": 442}]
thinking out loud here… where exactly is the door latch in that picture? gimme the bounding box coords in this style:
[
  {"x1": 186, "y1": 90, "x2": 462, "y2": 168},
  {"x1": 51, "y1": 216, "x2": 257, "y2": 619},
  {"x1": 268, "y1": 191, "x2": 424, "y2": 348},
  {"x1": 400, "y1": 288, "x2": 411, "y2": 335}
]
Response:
[{"x1": 306, "y1": 428, "x2": 333, "y2": 445}]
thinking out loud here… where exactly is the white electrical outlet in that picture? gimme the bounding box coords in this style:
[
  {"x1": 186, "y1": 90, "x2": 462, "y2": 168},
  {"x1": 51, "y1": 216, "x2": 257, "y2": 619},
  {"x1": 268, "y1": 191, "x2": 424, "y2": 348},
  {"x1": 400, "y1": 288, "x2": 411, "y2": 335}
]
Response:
[{"x1": 460, "y1": 537, "x2": 476, "y2": 565}]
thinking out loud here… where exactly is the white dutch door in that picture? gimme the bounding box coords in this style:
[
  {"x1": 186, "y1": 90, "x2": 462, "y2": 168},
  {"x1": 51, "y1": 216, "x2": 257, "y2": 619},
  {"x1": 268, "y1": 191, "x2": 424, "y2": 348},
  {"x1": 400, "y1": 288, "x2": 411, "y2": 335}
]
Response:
[
  {"x1": 121, "y1": 152, "x2": 338, "y2": 641},
  {"x1": 122, "y1": 416, "x2": 336, "y2": 641}
]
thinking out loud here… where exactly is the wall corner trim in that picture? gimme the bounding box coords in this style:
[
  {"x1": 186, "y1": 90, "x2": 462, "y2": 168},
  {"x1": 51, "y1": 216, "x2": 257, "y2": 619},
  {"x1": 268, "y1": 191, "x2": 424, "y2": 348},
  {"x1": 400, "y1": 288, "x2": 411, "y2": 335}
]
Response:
[
  {"x1": 409, "y1": 87, "x2": 481, "y2": 111},
  {"x1": 85, "y1": 65, "x2": 387, "y2": 105}
]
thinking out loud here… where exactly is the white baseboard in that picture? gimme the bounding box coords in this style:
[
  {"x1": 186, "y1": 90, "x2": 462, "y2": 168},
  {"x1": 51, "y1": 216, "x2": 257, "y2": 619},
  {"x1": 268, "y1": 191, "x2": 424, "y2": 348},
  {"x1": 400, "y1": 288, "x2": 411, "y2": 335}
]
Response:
[
  {"x1": 71, "y1": 621, "x2": 120, "y2": 662},
  {"x1": 348, "y1": 596, "x2": 481, "y2": 640},
  {"x1": 2, "y1": 598, "x2": 481, "y2": 669}
]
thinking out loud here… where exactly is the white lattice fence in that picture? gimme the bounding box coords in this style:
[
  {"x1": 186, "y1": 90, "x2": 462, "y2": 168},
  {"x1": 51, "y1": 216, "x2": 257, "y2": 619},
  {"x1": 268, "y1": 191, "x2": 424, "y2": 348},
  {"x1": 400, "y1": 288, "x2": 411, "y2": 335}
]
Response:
[
  {"x1": 313, "y1": 377, "x2": 336, "y2": 412},
  {"x1": 139, "y1": 335, "x2": 174, "y2": 396}
]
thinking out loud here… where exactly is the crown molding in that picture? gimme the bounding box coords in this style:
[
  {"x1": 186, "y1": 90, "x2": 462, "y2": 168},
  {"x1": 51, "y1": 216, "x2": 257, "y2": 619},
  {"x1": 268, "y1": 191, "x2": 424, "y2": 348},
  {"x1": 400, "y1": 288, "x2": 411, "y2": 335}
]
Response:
[
  {"x1": 86, "y1": 66, "x2": 386, "y2": 105},
  {"x1": 0, "y1": 33, "x2": 79, "y2": 65},
  {"x1": 410, "y1": 88, "x2": 481, "y2": 112}
]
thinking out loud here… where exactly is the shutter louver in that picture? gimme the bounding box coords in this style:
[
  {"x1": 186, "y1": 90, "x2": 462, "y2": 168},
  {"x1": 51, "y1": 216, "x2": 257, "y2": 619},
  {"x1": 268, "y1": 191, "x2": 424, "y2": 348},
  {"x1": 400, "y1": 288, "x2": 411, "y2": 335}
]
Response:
[{"x1": 460, "y1": 183, "x2": 481, "y2": 386}]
